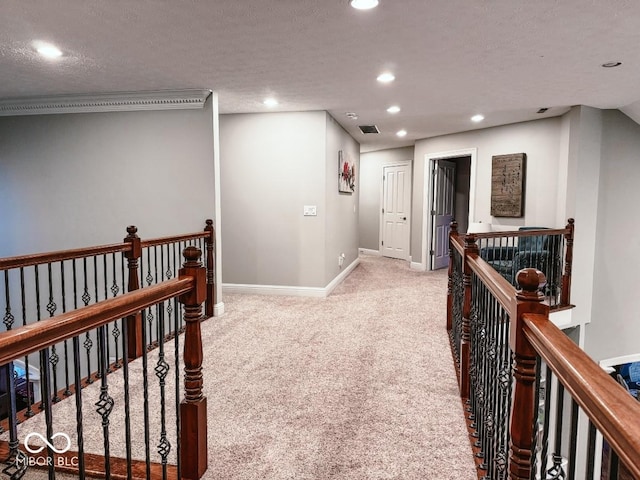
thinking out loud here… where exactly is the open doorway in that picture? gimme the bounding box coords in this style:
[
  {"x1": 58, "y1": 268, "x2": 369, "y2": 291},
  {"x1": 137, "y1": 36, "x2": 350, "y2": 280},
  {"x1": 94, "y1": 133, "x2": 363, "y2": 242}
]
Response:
[{"x1": 422, "y1": 148, "x2": 476, "y2": 271}]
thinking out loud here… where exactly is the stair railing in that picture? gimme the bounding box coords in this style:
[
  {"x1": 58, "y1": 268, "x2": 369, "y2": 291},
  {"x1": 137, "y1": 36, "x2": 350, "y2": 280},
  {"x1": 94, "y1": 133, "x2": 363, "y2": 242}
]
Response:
[
  {"x1": 0, "y1": 247, "x2": 208, "y2": 480},
  {"x1": 0, "y1": 221, "x2": 215, "y2": 426},
  {"x1": 447, "y1": 226, "x2": 640, "y2": 479}
]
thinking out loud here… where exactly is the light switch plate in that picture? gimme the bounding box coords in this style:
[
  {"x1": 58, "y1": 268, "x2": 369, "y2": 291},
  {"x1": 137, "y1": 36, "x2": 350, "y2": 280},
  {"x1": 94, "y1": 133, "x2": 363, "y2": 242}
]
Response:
[{"x1": 303, "y1": 205, "x2": 317, "y2": 216}]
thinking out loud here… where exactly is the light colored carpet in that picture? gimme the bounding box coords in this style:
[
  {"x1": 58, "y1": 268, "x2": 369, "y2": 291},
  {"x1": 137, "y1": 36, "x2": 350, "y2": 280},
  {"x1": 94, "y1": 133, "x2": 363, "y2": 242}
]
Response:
[{"x1": 9, "y1": 255, "x2": 476, "y2": 479}]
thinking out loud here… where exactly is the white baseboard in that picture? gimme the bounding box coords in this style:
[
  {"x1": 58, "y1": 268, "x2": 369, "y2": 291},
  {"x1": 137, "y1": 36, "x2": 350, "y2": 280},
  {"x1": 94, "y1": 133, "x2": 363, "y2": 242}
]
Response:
[
  {"x1": 213, "y1": 302, "x2": 225, "y2": 316},
  {"x1": 222, "y1": 258, "x2": 360, "y2": 298},
  {"x1": 359, "y1": 248, "x2": 381, "y2": 256},
  {"x1": 410, "y1": 261, "x2": 426, "y2": 271},
  {"x1": 325, "y1": 258, "x2": 360, "y2": 296}
]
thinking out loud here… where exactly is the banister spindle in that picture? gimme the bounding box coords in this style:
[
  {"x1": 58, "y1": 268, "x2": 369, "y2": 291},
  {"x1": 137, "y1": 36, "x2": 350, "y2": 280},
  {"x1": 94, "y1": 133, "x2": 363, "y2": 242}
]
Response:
[
  {"x1": 179, "y1": 246, "x2": 208, "y2": 480},
  {"x1": 460, "y1": 233, "x2": 478, "y2": 399},
  {"x1": 204, "y1": 219, "x2": 215, "y2": 318},
  {"x1": 124, "y1": 226, "x2": 143, "y2": 359},
  {"x1": 561, "y1": 218, "x2": 574, "y2": 306},
  {"x1": 509, "y1": 268, "x2": 549, "y2": 480},
  {"x1": 447, "y1": 220, "x2": 458, "y2": 332}
]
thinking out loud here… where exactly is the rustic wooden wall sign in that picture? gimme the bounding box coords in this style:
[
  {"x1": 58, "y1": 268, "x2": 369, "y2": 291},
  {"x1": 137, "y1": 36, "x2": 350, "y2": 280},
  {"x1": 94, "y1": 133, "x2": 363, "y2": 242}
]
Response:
[{"x1": 491, "y1": 153, "x2": 526, "y2": 217}]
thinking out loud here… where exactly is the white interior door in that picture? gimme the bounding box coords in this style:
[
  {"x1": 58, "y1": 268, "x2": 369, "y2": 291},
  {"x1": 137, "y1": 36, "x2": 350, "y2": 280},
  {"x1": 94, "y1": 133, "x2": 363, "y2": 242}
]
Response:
[
  {"x1": 431, "y1": 160, "x2": 456, "y2": 269},
  {"x1": 382, "y1": 163, "x2": 411, "y2": 260}
]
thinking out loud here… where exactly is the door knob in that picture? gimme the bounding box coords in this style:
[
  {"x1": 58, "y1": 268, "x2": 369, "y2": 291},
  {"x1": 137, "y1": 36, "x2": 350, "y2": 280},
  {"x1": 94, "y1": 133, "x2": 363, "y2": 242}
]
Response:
[{"x1": 402, "y1": 217, "x2": 407, "y2": 220}]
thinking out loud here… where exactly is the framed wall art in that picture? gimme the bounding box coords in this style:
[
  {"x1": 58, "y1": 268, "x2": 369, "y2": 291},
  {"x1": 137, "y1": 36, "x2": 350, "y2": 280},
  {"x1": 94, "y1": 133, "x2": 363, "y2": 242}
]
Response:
[
  {"x1": 491, "y1": 153, "x2": 526, "y2": 217},
  {"x1": 338, "y1": 150, "x2": 356, "y2": 193}
]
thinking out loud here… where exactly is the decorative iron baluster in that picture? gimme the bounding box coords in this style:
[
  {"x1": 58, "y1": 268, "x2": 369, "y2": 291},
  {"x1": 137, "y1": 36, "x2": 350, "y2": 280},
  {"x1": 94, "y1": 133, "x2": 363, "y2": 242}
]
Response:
[
  {"x1": 20, "y1": 267, "x2": 34, "y2": 418},
  {"x1": 60, "y1": 262, "x2": 72, "y2": 397},
  {"x1": 141, "y1": 307, "x2": 152, "y2": 479},
  {"x1": 111, "y1": 253, "x2": 121, "y2": 369},
  {"x1": 102, "y1": 254, "x2": 113, "y2": 374},
  {"x1": 95, "y1": 325, "x2": 114, "y2": 478},
  {"x1": 1, "y1": 365, "x2": 28, "y2": 480},
  {"x1": 155, "y1": 306, "x2": 171, "y2": 477},
  {"x1": 72, "y1": 335, "x2": 87, "y2": 480},
  {"x1": 82, "y1": 258, "x2": 93, "y2": 385},
  {"x1": 46, "y1": 263, "x2": 61, "y2": 403},
  {"x1": 121, "y1": 309, "x2": 133, "y2": 480}
]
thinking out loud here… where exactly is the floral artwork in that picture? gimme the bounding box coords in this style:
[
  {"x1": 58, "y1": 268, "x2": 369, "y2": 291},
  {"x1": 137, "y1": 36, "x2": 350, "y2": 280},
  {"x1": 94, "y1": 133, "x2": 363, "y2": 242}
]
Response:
[{"x1": 338, "y1": 150, "x2": 356, "y2": 193}]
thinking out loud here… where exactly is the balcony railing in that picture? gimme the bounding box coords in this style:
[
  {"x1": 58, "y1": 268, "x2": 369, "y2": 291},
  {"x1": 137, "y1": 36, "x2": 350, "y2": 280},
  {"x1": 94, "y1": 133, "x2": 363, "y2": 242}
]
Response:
[
  {"x1": 0, "y1": 246, "x2": 209, "y2": 480},
  {"x1": 448, "y1": 222, "x2": 640, "y2": 480}
]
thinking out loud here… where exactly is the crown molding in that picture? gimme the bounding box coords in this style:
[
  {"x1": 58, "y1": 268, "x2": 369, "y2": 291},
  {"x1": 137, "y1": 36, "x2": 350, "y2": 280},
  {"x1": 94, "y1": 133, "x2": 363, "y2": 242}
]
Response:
[{"x1": 0, "y1": 89, "x2": 212, "y2": 116}]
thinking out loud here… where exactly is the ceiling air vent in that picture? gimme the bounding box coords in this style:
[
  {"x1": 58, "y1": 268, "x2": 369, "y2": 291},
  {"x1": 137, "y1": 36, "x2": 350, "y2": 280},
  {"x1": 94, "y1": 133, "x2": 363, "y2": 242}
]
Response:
[{"x1": 358, "y1": 124, "x2": 380, "y2": 134}]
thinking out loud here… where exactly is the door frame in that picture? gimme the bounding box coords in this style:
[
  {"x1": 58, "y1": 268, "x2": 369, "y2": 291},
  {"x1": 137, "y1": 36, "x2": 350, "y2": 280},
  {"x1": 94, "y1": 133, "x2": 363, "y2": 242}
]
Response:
[
  {"x1": 379, "y1": 161, "x2": 412, "y2": 260},
  {"x1": 421, "y1": 148, "x2": 477, "y2": 271}
]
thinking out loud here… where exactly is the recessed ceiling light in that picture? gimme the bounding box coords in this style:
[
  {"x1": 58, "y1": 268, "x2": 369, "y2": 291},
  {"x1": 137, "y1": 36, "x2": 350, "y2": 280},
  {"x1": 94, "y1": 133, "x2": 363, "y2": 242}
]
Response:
[
  {"x1": 396, "y1": 129, "x2": 407, "y2": 137},
  {"x1": 602, "y1": 61, "x2": 622, "y2": 68},
  {"x1": 34, "y1": 41, "x2": 62, "y2": 59},
  {"x1": 471, "y1": 114, "x2": 485, "y2": 123},
  {"x1": 350, "y1": 0, "x2": 379, "y2": 10},
  {"x1": 387, "y1": 105, "x2": 401, "y2": 114},
  {"x1": 263, "y1": 98, "x2": 278, "y2": 107},
  {"x1": 345, "y1": 112, "x2": 359, "y2": 119},
  {"x1": 377, "y1": 72, "x2": 395, "y2": 83}
]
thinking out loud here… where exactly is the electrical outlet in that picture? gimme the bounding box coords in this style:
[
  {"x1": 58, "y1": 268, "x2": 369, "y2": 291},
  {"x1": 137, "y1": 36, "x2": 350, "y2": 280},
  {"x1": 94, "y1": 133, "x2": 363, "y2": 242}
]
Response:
[
  {"x1": 338, "y1": 253, "x2": 345, "y2": 267},
  {"x1": 303, "y1": 205, "x2": 317, "y2": 216}
]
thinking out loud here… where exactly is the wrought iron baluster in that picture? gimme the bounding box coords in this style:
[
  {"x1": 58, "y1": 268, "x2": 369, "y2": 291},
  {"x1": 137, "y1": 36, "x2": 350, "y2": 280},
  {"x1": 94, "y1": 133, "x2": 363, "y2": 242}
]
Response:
[
  {"x1": 540, "y1": 364, "x2": 553, "y2": 477},
  {"x1": 95, "y1": 325, "x2": 114, "y2": 478},
  {"x1": 111, "y1": 253, "x2": 121, "y2": 368},
  {"x1": 1, "y1": 363, "x2": 28, "y2": 480},
  {"x1": 102, "y1": 254, "x2": 113, "y2": 374},
  {"x1": 20, "y1": 267, "x2": 34, "y2": 418},
  {"x1": 94, "y1": 255, "x2": 102, "y2": 379},
  {"x1": 39, "y1": 346, "x2": 56, "y2": 478},
  {"x1": 155, "y1": 306, "x2": 171, "y2": 478},
  {"x1": 141, "y1": 307, "x2": 152, "y2": 479},
  {"x1": 46, "y1": 263, "x2": 61, "y2": 403},
  {"x1": 585, "y1": 421, "x2": 597, "y2": 480},
  {"x1": 82, "y1": 258, "x2": 93, "y2": 385},
  {"x1": 121, "y1": 310, "x2": 133, "y2": 480},
  {"x1": 60, "y1": 261, "x2": 72, "y2": 396},
  {"x1": 72, "y1": 259, "x2": 87, "y2": 479},
  {"x1": 72, "y1": 335, "x2": 86, "y2": 480},
  {"x1": 568, "y1": 398, "x2": 579, "y2": 479}
]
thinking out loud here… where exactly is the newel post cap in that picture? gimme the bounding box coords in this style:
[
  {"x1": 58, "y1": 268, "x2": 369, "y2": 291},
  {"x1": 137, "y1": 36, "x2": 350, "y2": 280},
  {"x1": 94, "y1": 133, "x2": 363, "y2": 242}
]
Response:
[{"x1": 516, "y1": 269, "x2": 546, "y2": 301}]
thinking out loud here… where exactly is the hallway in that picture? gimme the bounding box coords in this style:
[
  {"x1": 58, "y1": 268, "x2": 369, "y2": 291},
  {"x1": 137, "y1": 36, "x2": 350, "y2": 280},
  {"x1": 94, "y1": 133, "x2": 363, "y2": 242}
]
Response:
[{"x1": 17, "y1": 255, "x2": 476, "y2": 479}]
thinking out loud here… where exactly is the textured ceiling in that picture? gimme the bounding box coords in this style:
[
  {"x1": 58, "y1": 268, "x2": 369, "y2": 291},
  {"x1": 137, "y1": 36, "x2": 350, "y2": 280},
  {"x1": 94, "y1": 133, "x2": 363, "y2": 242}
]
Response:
[{"x1": 1, "y1": 0, "x2": 640, "y2": 152}]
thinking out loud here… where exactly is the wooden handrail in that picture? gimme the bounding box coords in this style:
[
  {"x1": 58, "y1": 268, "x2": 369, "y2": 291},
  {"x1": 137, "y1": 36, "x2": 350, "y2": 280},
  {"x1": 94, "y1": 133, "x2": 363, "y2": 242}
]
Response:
[
  {"x1": 0, "y1": 243, "x2": 130, "y2": 271},
  {"x1": 471, "y1": 227, "x2": 570, "y2": 240},
  {"x1": 140, "y1": 231, "x2": 209, "y2": 248},
  {"x1": 450, "y1": 231, "x2": 465, "y2": 255},
  {"x1": 524, "y1": 313, "x2": 640, "y2": 479},
  {"x1": 467, "y1": 253, "x2": 517, "y2": 315},
  {"x1": 0, "y1": 276, "x2": 194, "y2": 367}
]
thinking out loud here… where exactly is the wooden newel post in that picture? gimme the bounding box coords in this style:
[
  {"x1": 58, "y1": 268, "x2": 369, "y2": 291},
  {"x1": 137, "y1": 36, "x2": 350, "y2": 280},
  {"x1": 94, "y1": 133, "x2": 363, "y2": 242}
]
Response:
[
  {"x1": 561, "y1": 218, "x2": 575, "y2": 306},
  {"x1": 204, "y1": 219, "x2": 215, "y2": 318},
  {"x1": 179, "y1": 246, "x2": 208, "y2": 480},
  {"x1": 447, "y1": 221, "x2": 458, "y2": 332},
  {"x1": 124, "y1": 226, "x2": 143, "y2": 360},
  {"x1": 460, "y1": 233, "x2": 478, "y2": 399},
  {"x1": 509, "y1": 268, "x2": 549, "y2": 480}
]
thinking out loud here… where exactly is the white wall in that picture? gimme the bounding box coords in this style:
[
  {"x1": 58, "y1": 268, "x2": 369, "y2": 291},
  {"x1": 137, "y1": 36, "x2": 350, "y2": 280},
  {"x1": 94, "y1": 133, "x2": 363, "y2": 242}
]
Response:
[
  {"x1": 563, "y1": 106, "x2": 603, "y2": 337},
  {"x1": 359, "y1": 147, "x2": 414, "y2": 251},
  {"x1": 587, "y1": 109, "x2": 640, "y2": 361},
  {"x1": 324, "y1": 113, "x2": 360, "y2": 285},
  {"x1": 219, "y1": 111, "x2": 360, "y2": 289},
  {"x1": 0, "y1": 100, "x2": 216, "y2": 257},
  {"x1": 411, "y1": 118, "x2": 564, "y2": 264}
]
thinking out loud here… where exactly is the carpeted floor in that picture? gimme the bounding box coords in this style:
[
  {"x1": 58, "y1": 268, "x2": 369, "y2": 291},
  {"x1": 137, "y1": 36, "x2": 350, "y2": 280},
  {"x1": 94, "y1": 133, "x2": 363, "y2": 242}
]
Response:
[{"x1": 11, "y1": 254, "x2": 476, "y2": 479}]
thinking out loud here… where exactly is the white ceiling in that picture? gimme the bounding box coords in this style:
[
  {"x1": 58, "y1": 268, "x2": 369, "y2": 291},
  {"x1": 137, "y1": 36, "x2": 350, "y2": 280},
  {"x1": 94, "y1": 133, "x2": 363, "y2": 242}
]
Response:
[{"x1": 2, "y1": 0, "x2": 640, "y2": 152}]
